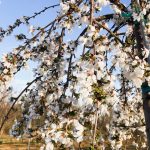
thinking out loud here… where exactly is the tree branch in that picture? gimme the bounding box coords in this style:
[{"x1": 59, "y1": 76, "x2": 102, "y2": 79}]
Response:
[
  {"x1": 0, "y1": 75, "x2": 42, "y2": 131},
  {"x1": 94, "y1": 20, "x2": 124, "y2": 45},
  {"x1": 90, "y1": 0, "x2": 94, "y2": 25},
  {"x1": 95, "y1": 14, "x2": 114, "y2": 22}
]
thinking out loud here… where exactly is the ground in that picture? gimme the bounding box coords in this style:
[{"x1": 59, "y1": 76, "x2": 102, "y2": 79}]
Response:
[{"x1": 0, "y1": 135, "x2": 41, "y2": 150}]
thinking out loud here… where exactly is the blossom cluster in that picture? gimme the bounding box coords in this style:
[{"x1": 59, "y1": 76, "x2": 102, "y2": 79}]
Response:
[{"x1": 0, "y1": 0, "x2": 149, "y2": 149}]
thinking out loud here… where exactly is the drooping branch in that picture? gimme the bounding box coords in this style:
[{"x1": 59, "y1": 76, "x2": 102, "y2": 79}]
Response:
[{"x1": 0, "y1": 75, "x2": 42, "y2": 131}]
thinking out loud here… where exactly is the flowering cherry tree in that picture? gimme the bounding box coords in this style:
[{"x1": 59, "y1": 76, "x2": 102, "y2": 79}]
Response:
[{"x1": 0, "y1": 0, "x2": 150, "y2": 149}]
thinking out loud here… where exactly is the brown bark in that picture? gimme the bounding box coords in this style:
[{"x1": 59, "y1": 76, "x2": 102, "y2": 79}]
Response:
[{"x1": 133, "y1": 0, "x2": 150, "y2": 148}]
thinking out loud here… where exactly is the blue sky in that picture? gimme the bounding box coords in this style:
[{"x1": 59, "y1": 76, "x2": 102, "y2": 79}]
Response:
[{"x1": 0, "y1": 0, "x2": 130, "y2": 93}]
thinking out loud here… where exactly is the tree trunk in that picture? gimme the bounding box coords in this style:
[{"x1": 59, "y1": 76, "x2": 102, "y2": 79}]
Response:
[
  {"x1": 142, "y1": 86, "x2": 150, "y2": 148},
  {"x1": 133, "y1": 0, "x2": 150, "y2": 147}
]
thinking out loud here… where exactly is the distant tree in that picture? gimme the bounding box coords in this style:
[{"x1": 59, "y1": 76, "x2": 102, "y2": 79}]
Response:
[{"x1": 0, "y1": 0, "x2": 149, "y2": 149}]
